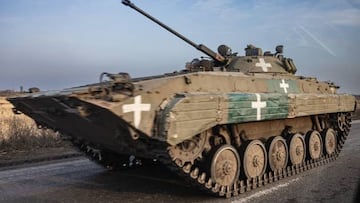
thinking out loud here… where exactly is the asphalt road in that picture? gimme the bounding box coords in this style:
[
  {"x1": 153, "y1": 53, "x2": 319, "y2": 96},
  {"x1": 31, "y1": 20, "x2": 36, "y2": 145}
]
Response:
[{"x1": 0, "y1": 122, "x2": 359, "y2": 203}]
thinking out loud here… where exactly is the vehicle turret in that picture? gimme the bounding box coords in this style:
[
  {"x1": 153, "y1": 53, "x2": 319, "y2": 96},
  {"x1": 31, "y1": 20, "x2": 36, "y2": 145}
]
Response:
[
  {"x1": 122, "y1": 0, "x2": 297, "y2": 74},
  {"x1": 7, "y1": 0, "x2": 356, "y2": 198}
]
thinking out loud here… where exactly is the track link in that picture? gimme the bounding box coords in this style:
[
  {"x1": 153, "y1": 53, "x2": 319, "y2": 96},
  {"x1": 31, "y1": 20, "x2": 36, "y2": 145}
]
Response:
[
  {"x1": 62, "y1": 112, "x2": 352, "y2": 198},
  {"x1": 158, "y1": 112, "x2": 352, "y2": 198}
]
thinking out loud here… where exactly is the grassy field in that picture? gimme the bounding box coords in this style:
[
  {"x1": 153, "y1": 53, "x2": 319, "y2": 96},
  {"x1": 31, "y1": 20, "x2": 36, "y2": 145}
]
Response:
[{"x1": 0, "y1": 97, "x2": 62, "y2": 151}]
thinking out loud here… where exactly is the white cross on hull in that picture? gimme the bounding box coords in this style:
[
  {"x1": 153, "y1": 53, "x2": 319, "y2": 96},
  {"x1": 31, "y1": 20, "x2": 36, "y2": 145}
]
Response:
[
  {"x1": 251, "y1": 93, "x2": 267, "y2": 121},
  {"x1": 280, "y1": 79, "x2": 289, "y2": 93},
  {"x1": 122, "y1": 95, "x2": 151, "y2": 128}
]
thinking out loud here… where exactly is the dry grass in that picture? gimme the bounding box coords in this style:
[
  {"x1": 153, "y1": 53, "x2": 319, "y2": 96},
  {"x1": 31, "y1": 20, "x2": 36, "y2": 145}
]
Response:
[{"x1": 0, "y1": 97, "x2": 62, "y2": 151}]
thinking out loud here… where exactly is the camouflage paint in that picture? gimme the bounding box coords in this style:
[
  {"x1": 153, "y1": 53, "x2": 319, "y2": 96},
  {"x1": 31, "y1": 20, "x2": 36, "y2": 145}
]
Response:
[
  {"x1": 266, "y1": 79, "x2": 300, "y2": 94},
  {"x1": 228, "y1": 93, "x2": 289, "y2": 123}
]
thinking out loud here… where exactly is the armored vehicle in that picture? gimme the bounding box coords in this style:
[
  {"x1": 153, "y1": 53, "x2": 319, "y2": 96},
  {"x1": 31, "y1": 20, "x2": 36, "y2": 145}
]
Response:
[{"x1": 8, "y1": 0, "x2": 356, "y2": 198}]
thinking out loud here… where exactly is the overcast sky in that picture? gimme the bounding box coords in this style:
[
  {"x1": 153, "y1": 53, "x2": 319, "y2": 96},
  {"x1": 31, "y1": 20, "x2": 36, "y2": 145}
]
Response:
[{"x1": 0, "y1": 0, "x2": 359, "y2": 94}]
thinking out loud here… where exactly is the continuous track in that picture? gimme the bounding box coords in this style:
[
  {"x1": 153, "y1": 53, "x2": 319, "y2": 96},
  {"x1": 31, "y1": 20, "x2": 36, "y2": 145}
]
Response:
[
  {"x1": 160, "y1": 112, "x2": 352, "y2": 198},
  {"x1": 70, "y1": 112, "x2": 352, "y2": 198}
]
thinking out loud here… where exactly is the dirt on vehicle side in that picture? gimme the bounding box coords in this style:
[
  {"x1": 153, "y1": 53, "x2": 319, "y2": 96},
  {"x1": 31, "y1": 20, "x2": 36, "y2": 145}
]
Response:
[{"x1": 7, "y1": 0, "x2": 356, "y2": 198}]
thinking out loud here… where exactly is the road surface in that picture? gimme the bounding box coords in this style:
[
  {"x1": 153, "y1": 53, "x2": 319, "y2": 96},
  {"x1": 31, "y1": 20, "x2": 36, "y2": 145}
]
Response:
[{"x1": 0, "y1": 122, "x2": 359, "y2": 203}]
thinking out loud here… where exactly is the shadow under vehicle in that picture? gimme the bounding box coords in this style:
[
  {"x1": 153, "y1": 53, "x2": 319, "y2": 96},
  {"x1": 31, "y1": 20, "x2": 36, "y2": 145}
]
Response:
[{"x1": 8, "y1": 0, "x2": 356, "y2": 198}]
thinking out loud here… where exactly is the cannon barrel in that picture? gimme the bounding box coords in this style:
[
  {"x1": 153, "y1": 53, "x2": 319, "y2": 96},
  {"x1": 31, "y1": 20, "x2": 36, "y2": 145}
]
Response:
[{"x1": 122, "y1": 0, "x2": 225, "y2": 63}]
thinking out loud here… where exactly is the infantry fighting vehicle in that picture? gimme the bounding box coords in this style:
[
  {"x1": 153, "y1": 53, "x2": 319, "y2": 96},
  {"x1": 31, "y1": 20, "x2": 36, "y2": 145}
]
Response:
[{"x1": 8, "y1": 0, "x2": 356, "y2": 198}]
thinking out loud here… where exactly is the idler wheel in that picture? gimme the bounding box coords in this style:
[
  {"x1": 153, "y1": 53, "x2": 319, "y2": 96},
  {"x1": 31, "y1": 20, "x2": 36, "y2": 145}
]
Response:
[
  {"x1": 242, "y1": 140, "x2": 267, "y2": 179},
  {"x1": 306, "y1": 130, "x2": 323, "y2": 160},
  {"x1": 267, "y1": 136, "x2": 288, "y2": 171},
  {"x1": 322, "y1": 128, "x2": 337, "y2": 155},
  {"x1": 287, "y1": 133, "x2": 306, "y2": 165},
  {"x1": 210, "y1": 145, "x2": 240, "y2": 187},
  {"x1": 337, "y1": 112, "x2": 348, "y2": 131}
]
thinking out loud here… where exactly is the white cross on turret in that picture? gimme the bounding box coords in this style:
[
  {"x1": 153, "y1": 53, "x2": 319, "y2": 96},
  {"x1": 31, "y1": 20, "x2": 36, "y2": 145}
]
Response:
[
  {"x1": 122, "y1": 95, "x2": 151, "y2": 128},
  {"x1": 251, "y1": 93, "x2": 267, "y2": 121},
  {"x1": 279, "y1": 79, "x2": 289, "y2": 93},
  {"x1": 255, "y1": 58, "x2": 272, "y2": 72}
]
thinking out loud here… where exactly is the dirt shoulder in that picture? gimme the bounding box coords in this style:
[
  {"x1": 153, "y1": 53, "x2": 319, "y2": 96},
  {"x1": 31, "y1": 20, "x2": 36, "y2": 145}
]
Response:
[{"x1": 0, "y1": 144, "x2": 82, "y2": 168}]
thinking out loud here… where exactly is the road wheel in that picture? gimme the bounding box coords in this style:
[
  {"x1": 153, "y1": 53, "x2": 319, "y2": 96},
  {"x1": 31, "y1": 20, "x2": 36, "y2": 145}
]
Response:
[
  {"x1": 267, "y1": 136, "x2": 288, "y2": 171},
  {"x1": 287, "y1": 133, "x2": 306, "y2": 165},
  {"x1": 306, "y1": 130, "x2": 323, "y2": 160},
  {"x1": 242, "y1": 140, "x2": 267, "y2": 179},
  {"x1": 210, "y1": 145, "x2": 240, "y2": 187},
  {"x1": 322, "y1": 128, "x2": 337, "y2": 155}
]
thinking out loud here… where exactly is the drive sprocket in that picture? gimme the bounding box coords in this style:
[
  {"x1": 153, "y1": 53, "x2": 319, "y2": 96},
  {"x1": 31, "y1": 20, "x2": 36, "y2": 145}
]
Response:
[{"x1": 168, "y1": 130, "x2": 211, "y2": 165}]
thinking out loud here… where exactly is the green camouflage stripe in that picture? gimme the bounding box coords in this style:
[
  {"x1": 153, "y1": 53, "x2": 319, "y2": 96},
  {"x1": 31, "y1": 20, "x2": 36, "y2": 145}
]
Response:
[{"x1": 228, "y1": 93, "x2": 289, "y2": 123}]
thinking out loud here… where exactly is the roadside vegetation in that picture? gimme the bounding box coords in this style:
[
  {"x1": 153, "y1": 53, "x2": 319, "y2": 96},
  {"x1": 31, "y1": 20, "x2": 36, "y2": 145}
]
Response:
[
  {"x1": 0, "y1": 96, "x2": 63, "y2": 152},
  {"x1": 0, "y1": 117, "x2": 63, "y2": 152}
]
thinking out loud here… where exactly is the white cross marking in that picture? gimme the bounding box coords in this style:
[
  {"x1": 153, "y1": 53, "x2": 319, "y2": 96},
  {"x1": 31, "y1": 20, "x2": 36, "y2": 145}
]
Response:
[
  {"x1": 122, "y1": 95, "x2": 151, "y2": 128},
  {"x1": 279, "y1": 79, "x2": 289, "y2": 93},
  {"x1": 255, "y1": 58, "x2": 272, "y2": 72},
  {"x1": 251, "y1": 93, "x2": 266, "y2": 121}
]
